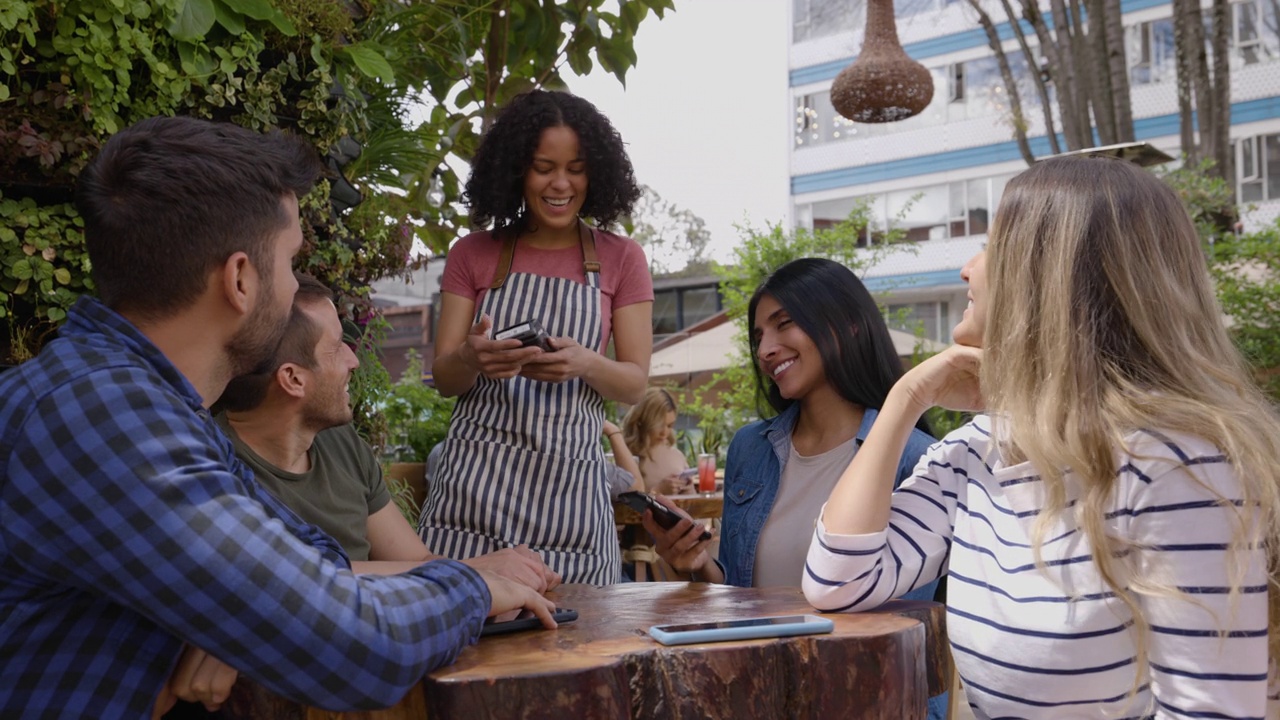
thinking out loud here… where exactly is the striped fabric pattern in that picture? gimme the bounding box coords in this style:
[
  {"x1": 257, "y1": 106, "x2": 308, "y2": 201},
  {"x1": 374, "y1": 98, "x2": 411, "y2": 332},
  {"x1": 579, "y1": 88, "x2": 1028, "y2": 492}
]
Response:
[
  {"x1": 803, "y1": 415, "x2": 1271, "y2": 719},
  {"x1": 421, "y1": 269, "x2": 620, "y2": 585}
]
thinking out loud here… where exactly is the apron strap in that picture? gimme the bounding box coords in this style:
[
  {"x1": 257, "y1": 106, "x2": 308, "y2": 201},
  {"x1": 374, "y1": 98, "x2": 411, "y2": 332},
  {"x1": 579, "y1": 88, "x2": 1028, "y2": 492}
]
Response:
[
  {"x1": 579, "y1": 221, "x2": 601, "y2": 275},
  {"x1": 489, "y1": 222, "x2": 600, "y2": 290},
  {"x1": 489, "y1": 235, "x2": 517, "y2": 290}
]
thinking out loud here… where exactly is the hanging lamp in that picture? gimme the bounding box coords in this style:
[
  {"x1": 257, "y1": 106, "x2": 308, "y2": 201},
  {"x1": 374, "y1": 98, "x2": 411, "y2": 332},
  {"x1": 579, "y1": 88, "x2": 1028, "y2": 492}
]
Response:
[{"x1": 830, "y1": 0, "x2": 934, "y2": 123}]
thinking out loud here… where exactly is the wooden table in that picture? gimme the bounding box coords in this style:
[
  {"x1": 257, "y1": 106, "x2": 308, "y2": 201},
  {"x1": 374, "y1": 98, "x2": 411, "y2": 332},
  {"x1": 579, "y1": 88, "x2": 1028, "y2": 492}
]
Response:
[{"x1": 224, "y1": 583, "x2": 949, "y2": 720}]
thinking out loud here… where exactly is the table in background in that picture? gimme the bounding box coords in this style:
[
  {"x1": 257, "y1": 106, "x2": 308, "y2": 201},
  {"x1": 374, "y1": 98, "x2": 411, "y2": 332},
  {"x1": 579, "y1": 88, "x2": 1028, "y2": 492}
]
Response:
[
  {"x1": 613, "y1": 491, "x2": 722, "y2": 582},
  {"x1": 224, "y1": 582, "x2": 949, "y2": 720}
]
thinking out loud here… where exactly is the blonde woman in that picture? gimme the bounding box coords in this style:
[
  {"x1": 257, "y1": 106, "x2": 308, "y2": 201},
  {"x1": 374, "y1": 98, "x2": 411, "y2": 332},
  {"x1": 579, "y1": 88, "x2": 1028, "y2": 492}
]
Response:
[
  {"x1": 805, "y1": 156, "x2": 1280, "y2": 717},
  {"x1": 623, "y1": 388, "x2": 690, "y2": 495}
]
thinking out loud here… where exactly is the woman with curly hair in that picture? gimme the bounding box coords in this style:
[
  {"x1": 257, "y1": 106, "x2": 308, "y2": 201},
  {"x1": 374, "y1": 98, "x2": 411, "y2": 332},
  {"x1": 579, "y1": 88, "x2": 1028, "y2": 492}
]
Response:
[
  {"x1": 420, "y1": 90, "x2": 653, "y2": 586},
  {"x1": 806, "y1": 156, "x2": 1280, "y2": 717}
]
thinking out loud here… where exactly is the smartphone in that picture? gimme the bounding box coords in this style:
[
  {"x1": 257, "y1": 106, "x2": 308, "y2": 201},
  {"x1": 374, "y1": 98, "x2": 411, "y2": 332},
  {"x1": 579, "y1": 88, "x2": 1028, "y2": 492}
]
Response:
[
  {"x1": 615, "y1": 491, "x2": 712, "y2": 541},
  {"x1": 648, "y1": 614, "x2": 834, "y2": 646},
  {"x1": 677, "y1": 468, "x2": 699, "y2": 481},
  {"x1": 480, "y1": 607, "x2": 578, "y2": 637},
  {"x1": 494, "y1": 319, "x2": 553, "y2": 351}
]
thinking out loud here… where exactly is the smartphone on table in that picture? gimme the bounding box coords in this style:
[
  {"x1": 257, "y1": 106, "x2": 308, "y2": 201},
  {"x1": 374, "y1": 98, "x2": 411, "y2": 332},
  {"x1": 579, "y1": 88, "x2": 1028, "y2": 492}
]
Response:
[
  {"x1": 616, "y1": 491, "x2": 712, "y2": 541},
  {"x1": 648, "y1": 615, "x2": 834, "y2": 646},
  {"x1": 480, "y1": 608, "x2": 578, "y2": 637}
]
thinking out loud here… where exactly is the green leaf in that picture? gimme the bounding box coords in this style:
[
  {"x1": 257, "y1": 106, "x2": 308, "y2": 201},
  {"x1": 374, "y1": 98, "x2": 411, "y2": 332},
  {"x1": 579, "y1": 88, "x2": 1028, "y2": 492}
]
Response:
[
  {"x1": 220, "y1": 0, "x2": 273, "y2": 20},
  {"x1": 11, "y1": 258, "x2": 32, "y2": 280},
  {"x1": 212, "y1": 0, "x2": 245, "y2": 35},
  {"x1": 167, "y1": 0, "x2": 216, "y2": 42},
  {"x1": 0, "y1": 84, "x2": 8, "y2": 102},
  {"x1": 621, "y1": 1, "x2": 648, "y2": 34},
  {"x1": 54, "y1": 268, "x2": 71, "y2": 285},
  {"x1": 345, "y1": 45, "x2": 395, "y2": 84},
  {"x1": 268, "y1": 11, "x2": 297, "y2": 36},
  {"x1": 46, "y1": 307, "x2": 65, "y2": 322}
]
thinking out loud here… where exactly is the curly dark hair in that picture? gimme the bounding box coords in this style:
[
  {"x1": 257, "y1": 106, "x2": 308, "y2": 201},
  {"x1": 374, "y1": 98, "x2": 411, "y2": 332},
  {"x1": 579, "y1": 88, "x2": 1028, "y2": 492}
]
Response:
[{"x1": 463, "y1": 90, "x2": 640, "y2": 236}]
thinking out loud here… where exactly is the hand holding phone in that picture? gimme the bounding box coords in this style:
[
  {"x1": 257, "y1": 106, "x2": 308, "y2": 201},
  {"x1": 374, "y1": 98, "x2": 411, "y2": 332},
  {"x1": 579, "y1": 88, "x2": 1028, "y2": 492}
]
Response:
[
  {"x1": 481, "y1": 608, "x2": 578, "y2": 637},
  {"x1": 616, "y1": 491, "x2": 712, "y2": 541},
  {"x1": 495, "y1": 319, "x2": 554, "y2": 352}
]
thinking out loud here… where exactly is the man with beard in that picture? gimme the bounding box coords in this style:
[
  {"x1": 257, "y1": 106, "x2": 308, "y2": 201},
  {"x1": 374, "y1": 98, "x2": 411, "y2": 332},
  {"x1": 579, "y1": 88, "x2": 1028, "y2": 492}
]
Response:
[
  {"x1": 0, "y1": 116, "x2": 555, "y2": 720},
  {"x1": 215, "y1": 273, "x2": 559, "y2": 587}
]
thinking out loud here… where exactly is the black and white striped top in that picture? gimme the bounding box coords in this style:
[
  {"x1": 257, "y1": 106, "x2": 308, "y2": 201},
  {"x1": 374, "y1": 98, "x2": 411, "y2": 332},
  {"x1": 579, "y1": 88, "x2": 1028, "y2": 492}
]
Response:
[{"x1": 803, "y1": 415, "x2": 1271, "y2": 719}]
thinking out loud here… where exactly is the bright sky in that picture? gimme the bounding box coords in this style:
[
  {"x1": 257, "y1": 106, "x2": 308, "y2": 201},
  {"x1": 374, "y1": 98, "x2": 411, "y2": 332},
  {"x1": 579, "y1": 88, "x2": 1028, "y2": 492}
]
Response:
[{"x1": 566, "y1": 0, "x2": 791, "y2": 263}]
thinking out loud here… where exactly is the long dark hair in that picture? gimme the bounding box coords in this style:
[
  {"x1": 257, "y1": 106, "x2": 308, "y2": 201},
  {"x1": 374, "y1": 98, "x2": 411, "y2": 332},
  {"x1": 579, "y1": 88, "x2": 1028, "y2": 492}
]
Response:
[{"x1": 747, "y1": 258, "x2": 933, "y2": 436}]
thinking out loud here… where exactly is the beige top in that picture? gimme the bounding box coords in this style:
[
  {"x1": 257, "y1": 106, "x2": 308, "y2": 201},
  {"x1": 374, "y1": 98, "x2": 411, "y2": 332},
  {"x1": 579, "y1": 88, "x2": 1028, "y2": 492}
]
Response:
[
  {"x1": 752, "y1": 439, "x2": 859, "y2": 587},
  {"x1": 639, "y1": 443, "x2": 691, "y2": 494}
]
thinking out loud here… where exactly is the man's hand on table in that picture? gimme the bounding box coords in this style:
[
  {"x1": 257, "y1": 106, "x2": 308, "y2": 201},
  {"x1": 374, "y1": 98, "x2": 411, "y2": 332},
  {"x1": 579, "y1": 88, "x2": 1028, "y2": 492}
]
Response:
[
  {"x1": 462, "y1": 544, "x2": 561, "y2": 593},
  {"x1": 477, "y1": 569, "x2": 558, "y2": 629},
  {"x1": 152, "y1": 644, "x2": 239, "y2": 719}
]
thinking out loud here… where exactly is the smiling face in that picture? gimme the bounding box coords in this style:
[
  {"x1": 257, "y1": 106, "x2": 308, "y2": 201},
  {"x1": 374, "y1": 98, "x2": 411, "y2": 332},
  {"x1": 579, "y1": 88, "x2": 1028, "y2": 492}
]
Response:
[
  {"x1": 753, "y1": 294, "x2": 828, "y2": 401},
  {"x1": 522, "y1": 125, "x2": 588, "y2": 234},
  {"x1": 952, "y1": 250, "x2": 987, "y2": 347},
  {"x1": 297, "y1": 298, "x2": 360, "y2": 431}
]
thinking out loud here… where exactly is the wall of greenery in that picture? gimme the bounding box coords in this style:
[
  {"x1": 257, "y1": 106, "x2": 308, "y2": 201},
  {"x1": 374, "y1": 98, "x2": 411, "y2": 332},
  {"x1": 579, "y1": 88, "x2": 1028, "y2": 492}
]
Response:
[{"x1": 1, "y1": 0, "x2": 671, "y2": 446}]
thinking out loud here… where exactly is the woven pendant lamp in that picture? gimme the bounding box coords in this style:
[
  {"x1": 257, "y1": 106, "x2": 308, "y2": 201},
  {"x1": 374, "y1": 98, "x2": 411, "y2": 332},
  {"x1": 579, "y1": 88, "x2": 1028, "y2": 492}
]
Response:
[{"x1": 830, "y1": 0, "x2": 934, "y2": 123}]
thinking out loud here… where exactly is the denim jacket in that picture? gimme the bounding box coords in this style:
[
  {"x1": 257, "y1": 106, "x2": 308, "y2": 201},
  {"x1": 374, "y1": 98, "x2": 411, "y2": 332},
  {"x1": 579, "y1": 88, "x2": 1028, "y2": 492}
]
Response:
[{"x1": 718, "y1": 403, "x2": 940, "y2": 598}]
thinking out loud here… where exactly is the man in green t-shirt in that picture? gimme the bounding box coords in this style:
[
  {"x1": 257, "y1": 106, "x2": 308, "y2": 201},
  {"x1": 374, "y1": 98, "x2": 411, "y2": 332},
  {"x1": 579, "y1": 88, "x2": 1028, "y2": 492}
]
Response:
[{"x1": 215, "y1": 272, "x2": 559, "y2": 587}]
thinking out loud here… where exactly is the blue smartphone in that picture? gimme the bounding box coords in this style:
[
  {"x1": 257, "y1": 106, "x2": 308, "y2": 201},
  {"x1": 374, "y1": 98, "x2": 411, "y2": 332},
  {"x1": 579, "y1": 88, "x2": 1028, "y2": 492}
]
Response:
[
  {"x1": 648, "y1": 614, "x2": 834, "y2": 646},
  {"x1": 480, "y1": 608, "x2": 578, "y2": 637}
]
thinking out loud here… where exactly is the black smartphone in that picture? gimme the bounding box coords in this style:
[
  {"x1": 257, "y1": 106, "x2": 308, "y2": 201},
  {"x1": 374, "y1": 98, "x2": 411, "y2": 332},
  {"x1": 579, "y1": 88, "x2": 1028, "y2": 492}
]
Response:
[
  {"x1": 616, "y1": 491, "x2": 712, "y2": 541},
  {"x1": 480, "y1": 607, "x2": 578, "y2": 637},
  {"x1": 494, "y1": 319, "x2": 553, "y2": 351}
]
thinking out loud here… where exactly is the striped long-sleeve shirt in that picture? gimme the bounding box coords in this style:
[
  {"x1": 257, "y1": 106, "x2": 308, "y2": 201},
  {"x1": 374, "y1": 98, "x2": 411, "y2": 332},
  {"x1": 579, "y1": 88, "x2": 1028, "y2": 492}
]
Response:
[{"x1": 803, "y1": 415, "x2": 1270, "y2": 719}]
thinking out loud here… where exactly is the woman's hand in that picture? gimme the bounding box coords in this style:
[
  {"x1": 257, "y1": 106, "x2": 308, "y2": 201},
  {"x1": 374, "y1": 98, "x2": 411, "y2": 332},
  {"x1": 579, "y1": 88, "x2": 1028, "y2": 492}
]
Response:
[
  {"x1": 898, "y1": 345, "x2": 984, "y2": 414},
  {"x1": 656, "y1": 472, "x2": 691, "y2": 496},
  {"x1": 519, "y1": 336, "x2": 599, "y2": 383},
  {"x1": 459, "y1": 315, "x2": 544, "y2": 380},
  {"x1": 641, "y1": 495, "x2": 714, "y2": 575}
]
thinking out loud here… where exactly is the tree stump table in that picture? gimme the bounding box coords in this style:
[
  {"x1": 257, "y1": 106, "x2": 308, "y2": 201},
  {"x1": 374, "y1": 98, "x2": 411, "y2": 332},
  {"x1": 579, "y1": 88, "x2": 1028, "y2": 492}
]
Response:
[{"x1": 224, "y1": 582, "x2": 949, "y2": 720}]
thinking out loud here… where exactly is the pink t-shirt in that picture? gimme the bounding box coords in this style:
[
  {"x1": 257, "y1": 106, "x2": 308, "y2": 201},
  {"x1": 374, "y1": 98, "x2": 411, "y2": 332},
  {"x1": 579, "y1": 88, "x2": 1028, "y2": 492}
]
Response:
[{"x1": 441, "y1": 229, "x2": 654, "y2": 350}]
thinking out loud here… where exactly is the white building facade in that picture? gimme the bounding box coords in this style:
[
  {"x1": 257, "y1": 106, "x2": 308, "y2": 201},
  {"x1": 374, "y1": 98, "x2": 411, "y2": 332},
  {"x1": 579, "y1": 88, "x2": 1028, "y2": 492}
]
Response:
[{"x1": 788, "y1": 0, "x2": 1280, "y2": 343}]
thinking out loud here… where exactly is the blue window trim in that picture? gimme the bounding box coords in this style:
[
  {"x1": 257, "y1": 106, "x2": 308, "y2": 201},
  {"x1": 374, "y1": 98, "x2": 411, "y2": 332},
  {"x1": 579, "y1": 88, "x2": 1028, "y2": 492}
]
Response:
[{"x1": 791, "y1": 96, "x2": 1280, "y2": 195}]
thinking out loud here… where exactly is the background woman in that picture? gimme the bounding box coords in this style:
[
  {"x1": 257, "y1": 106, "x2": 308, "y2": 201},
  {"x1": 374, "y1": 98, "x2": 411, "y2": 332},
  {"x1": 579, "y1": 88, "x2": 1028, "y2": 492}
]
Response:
[
  {"x1": 420, "y1": 90, "x2": 654, "y2": 586},
  {"x1": 807, "y1": 157, "x2": 1280, "y2": 717},
  {"x1": 623, "y1": 387, "x2": 692, "y2": 494}
]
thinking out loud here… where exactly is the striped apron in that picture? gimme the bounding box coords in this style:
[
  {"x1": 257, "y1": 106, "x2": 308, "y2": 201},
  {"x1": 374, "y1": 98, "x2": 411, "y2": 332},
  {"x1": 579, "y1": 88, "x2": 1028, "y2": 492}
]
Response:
[{"x1": 419, "y1": 224, "x2": 620, "y2": 585}]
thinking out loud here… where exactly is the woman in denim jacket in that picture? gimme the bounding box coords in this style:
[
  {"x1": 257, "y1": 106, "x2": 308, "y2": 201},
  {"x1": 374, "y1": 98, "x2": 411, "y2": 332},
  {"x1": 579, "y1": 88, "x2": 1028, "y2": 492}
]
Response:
[{"x1": 642, "y1": 258, "x2": 946, "y2": 717}]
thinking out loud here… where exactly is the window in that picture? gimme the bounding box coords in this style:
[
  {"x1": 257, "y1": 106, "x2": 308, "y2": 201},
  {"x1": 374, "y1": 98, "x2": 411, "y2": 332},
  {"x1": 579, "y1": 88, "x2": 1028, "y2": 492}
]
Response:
[
  {"x1": 1237, "y1": 133, "x2": 1280, "y2": 203},
  {"x1": 1128, "y1": 19, "x2": 1176, "y2": 84},
  {"x1": 653, "y1": 291, "x2": 679, "y2": 337},
  {"x1": 886, "y1": 302, "x2": 951, "y2": 343},
  {"x1": 949, "y1": 63, "x2": 965, "y2": 102},
  {"x1": 793, "y1": 0, "x2": 864, "y2": 42},
  {"x1": 805, "y1": 173, "x2": 1014, "y2": 244},
  {"x1": 651, "y1": 285, "x2": 724, "y2": 340},
  {"x1": 1232, "y1": 0, "x2": 1280, "y2": 65}
]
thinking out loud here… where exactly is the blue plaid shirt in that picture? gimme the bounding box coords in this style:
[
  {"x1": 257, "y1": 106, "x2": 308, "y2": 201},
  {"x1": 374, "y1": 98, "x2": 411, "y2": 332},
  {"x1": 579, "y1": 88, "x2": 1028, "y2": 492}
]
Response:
[{"x1": 0, "y1": 297, "x2": 491, "y2": 717}]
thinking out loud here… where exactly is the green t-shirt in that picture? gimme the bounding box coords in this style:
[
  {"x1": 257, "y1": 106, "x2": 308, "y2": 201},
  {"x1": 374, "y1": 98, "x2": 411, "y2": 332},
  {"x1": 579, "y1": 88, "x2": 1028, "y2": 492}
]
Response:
[{"x1": 216, "y1": 417, "x2": 391, "y2": 562}]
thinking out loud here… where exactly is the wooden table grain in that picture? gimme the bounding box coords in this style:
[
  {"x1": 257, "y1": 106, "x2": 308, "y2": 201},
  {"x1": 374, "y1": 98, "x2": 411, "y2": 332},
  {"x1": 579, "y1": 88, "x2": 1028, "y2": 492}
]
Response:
[{"x1": 224, "y1": 582, "x2": 949, "y2": 720}]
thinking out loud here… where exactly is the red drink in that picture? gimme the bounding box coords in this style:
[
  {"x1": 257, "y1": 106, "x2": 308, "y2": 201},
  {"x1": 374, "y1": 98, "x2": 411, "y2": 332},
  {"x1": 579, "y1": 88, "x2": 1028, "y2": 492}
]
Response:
[{"x1": 697, "y1": 453, "x2": 717, "y2": 493}]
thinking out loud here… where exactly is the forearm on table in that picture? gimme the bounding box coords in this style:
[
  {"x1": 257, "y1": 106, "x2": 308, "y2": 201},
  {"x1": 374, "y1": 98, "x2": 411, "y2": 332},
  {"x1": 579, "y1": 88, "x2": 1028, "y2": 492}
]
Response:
[
  {"x1": 822, "y1": 387, "x2": 928, "y2": 535},
  {"x1": 582, "y1": 354, "x2": 647, "y2": 404}
]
